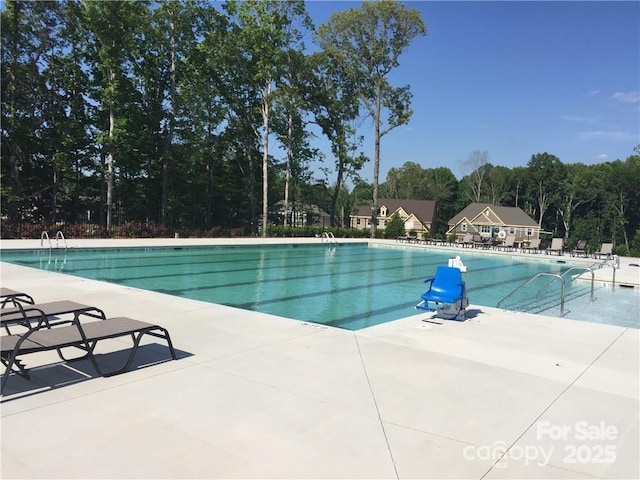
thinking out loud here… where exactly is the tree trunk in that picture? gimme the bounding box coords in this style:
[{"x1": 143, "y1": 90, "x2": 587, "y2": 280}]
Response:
[
  {"x1": 261, "y1": 82, "x2": 271, "y2": 237},
  {"x1": 106, "y1": 69, "x2": 115, "y2": 231},
  {"x1": 6, "y1": 3, "x2": 22, "y2": 221},
  {"x1": 284, "y1": 109, "x2": 292, "y2": 227},
  {"x1": 51, "y1": 169, "x2": 58, "y2": 222},
  {"x1": 243, "y1": 138, "x2": 257, "y2": 235},
  {"x1": 330, "y1": 155, "x2": 344, "y2": 227},
  {"x1": 537, "y1": 181, "x2": 548, "y2": 229},
  {"x1": 370, "y1": 82, "x2": 382, "y2": 238},
  {"x1": 161, "y1": 17, "x2": 177, "y2": 225}
]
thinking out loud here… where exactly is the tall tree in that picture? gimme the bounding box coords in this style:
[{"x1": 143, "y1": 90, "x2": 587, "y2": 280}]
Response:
[
  {"x1": 526, "y1": 152, "x2": 565, "y2": 233},
  {"x1": 317, "y1": 0, "x2": 426, "y2": 237},
  {"x1": 199, "y1": 5, "x2": 263, "y2": 232},
  {"x1": 225, "y1": 0, "x2": 310, "y2": 237},
  {"x1": 83, "y1": 0, "x2": 146, "y2": 229},
  {"x1": 484, "y1": 165, "x2": 509, "y2": 205},
  {"x1": 425, "y1": 166, "x2": 458, "y2": 233},
  {"x1": 460, "y1": 150, "x2": 490, "y2": 203},
  {"x1": 1, "y1": 1, "x2": 64, "y2": 223},
  {"x1": 383, "y1": 161, "x2": 428, "y2": 199},
  {"x1": 307, "y1": 51, "x2": 364, "y2": 226},
  {"x1": 557, "y1": 163, "x2": 594, "y2": 241},
  {"x1": 596, "y1": 156, "x2": 640, "y2": 250},
  {"x1": 273, "y1": 12, "x2": 314, "y2": 227}
]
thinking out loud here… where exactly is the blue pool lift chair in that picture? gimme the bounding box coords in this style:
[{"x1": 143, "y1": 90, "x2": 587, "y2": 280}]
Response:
[{"x1": 416, "y1": 266, "x2": 469, "y2": 321}]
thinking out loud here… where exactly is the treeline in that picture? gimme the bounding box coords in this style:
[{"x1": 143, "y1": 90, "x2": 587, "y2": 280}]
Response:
[
  {"x1": 1, "y1": 1, "x2": 639, "y2": 255},
  {"x1": 1, "y1": 0, "x2": 425, "y2": 237},
  {"x1": 370, "y1": 151, "x2": 640, "y2": 255}
]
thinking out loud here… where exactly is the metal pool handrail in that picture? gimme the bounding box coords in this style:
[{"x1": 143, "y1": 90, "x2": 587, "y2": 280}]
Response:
[
  {"x1": 40, "y1": 231, "x2": 68, "y2": 252},
  {"x1": 55, "y1": 231, "x2": 68, "y2": 251},
  {"x1": 497, "y1": 272, "x2": 566, "y2": 317},
  {"x1": 321, "y1": 231, "x2": 338, "y2": 245},
  {"x1": 597, "y1": 256, "x2": 618, "y2": 290},
  {"x1": 40, "y1": 231, "x2": 51, "y2": 250},
  {"x1": 537, "y1": 266, "x2": 596, "y2": 302}
]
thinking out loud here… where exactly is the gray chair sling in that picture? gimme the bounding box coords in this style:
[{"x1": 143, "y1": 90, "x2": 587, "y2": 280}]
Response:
[{"x1": 1, "y1": 303, "x2": 176, "y2": 394}]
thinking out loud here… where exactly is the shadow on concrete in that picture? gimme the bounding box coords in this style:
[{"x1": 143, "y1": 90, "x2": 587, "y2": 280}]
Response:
[
  {"x1": 420, "y1": 307, "x2": 484, "y2": 325},
  {"x1": 1, "y1": 344, "x2": 192, "y2": 401}
]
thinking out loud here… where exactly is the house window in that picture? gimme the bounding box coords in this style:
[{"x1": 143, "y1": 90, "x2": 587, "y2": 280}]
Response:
[
  {"x1": 509, "y1": 227, "x2": 516, "y2": 235},
  {"x1": 380, "y1": 206, "x2": 387, "y2": 217},
  {"x1": 525, "y1": 228, "x2": 534, "y2": 237},
  {"x1": 481, "y1": 225, "x2": 491, "y2": 234},
  {"x1": 461, "y1": 223, "x2": 467, "y2": 232},
  {"x1": 357, "y1": 218, "x2": 361, "y2": 225}
]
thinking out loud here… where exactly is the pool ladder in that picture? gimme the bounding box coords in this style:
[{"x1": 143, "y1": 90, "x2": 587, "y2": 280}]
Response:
[
  {"x1": 41, "y1": 230, "x2": 68, "y2": 252},
  {"x1": 321, "y1": 231, "x2": 338, "y2": 245},
  {"x1": 497, "y1": 266, "x2": 598, "y2": 317}
]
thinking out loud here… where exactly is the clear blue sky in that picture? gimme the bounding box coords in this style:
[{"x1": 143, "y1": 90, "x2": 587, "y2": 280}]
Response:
[{"x1": 303, "y1": 0, "x2": 640, "y2": 183}]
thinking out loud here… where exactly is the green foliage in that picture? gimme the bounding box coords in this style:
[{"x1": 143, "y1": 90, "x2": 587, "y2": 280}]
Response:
[
  {"x1": 266, "y1": 225, "x2": 369, "y2": 238},
  {"x1": 615, "y1": 244, "x2": 629, "y2": 256},
  {"x1": 384, "y1": 212, "x2": 405, "y2": 239},
  {"x1": 316, "y1": 0, "x2": 426, "y2": 237},
  {"x1": 1, "y1": 1, "x2": 639, "y2": 251},
  {"x1": 630, "y1": 228, "x2": 640, "y2": 257}
]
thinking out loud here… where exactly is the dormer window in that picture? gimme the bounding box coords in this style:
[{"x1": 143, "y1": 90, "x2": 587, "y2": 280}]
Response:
[{"x1": 380, "y1": 206, "x2": 387, "y2": 217}]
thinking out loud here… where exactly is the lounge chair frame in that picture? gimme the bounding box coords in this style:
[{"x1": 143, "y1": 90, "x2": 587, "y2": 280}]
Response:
[
  {"x1": 497, "y1": 235, "x2": 516, "y2": 252},
  {"x1": 1, "y1": 288, "x2": 35, "y2": 309},
  {"x1": 457, "y1": 233, "x2": 474, "y2": 248},
  {"x1": 1, "y1": 300, "x2": 106, "y2": 334},
  {"x1": 571, "y1": 240, "x2": 588, "y2": 258},
  {"x1": 1, "y1": 304, "x2": 177, "y2": 394},
  {"x1": 594, "y1": 243, "x2": 614, "y2": 259},
  {"x1": 473, "y1": 234, "x2": 492, "y2": 249},
  {"x1": 546, "y1": 238, "x2": 564, "y2": 256},
  {"x1": 521, "y1": 238, "x2": 541, "y2": 254}
]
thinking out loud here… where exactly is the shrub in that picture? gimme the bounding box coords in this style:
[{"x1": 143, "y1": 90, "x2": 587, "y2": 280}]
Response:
[
  {"x1": 630, "y1": 228, "x2": 640, "y2": 258},
  {"x1": 384, "y1": 213, "x2": 405, "y2": 239},
  {"x1": 615, "y1": 244, "x2": 629, "y2": 257}
]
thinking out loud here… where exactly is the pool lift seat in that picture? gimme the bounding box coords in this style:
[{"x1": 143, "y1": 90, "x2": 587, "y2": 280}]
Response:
[{"x1": 416, "y1": 265, "x2": 469, "y2": 321}]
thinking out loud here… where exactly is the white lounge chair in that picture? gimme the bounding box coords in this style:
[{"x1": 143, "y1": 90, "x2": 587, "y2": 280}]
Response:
[
  {"x1": 521, "y1": 238, "x2": 541, "y2": 253},
  {"x1": 456, "y1": 233, "x2": 474, "y2": 248},
  {"x1": 497, "y1": 235, "x2": 516, "y2": 252},
  {"x1": 594, "y1": 242, "x2": 613, "y2": 259},
  {"x1": 571, "y1": 240, "x2": 588, "y2": 257},
  {"x1": 546, "y1": 238, "x2": 564, "y2": 256}
]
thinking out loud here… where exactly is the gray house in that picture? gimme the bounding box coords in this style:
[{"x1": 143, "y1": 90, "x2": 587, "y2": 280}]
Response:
[
  {"x1": 350, "y1": 198, "x2": 436, "y2": 238},
  {"x1": 446, "y1": 203, "x2": 540, "y2": 242}
]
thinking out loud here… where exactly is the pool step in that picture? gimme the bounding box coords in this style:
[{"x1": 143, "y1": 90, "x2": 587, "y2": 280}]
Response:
[{"x1": 499, "y1": 284, "x2": 594, "y2": 317}]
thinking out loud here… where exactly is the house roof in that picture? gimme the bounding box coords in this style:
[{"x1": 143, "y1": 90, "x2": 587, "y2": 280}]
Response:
[
  {"x1": 274, "y1": 201, "x2": 329, "y2": 216},
  {"x1": 448, "y1": 203, "x2": 538, "y2": 227},
  {"x1": 353, "y1": 198, "x2": 436, "y2": 224}
]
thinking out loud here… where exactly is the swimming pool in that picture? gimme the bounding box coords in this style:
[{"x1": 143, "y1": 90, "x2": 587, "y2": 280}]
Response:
[{"x1": 1, "y1": 243, "x2": 638, "y2": 330}]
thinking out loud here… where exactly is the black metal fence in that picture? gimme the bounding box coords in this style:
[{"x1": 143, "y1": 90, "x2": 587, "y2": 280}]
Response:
[{"x1": 0, "y1": 220, "x2": 246, "y2": 240}]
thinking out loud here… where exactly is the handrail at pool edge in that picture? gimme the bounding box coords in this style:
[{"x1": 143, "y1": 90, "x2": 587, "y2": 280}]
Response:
[{"x1": 497, "y1": 272, "x2": 566, "y2": 317}]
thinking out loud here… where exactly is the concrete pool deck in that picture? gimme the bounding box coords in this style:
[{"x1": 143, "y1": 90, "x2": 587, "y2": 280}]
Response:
[{"x1": 1, "y1": 238, "x2": 639, "y2": 479}]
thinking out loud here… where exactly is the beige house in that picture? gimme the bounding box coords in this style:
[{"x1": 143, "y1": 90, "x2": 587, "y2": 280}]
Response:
[
  {"x1": 350, "y1": 198, "x2": 436, "y2": 238},
  {"x1": 446, "y1": 203, "x2": 540, "y2": 241}
]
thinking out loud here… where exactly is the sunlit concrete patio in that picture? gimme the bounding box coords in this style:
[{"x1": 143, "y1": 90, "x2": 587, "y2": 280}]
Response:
[{"x1": 1, "y1": 238, "x2": 638, "y2": 479}]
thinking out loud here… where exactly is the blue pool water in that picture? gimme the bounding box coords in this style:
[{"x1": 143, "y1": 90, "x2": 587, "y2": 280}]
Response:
[{"x1": 1, "y1": 243, "x2": 638, "y2": 330}]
